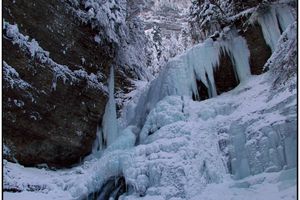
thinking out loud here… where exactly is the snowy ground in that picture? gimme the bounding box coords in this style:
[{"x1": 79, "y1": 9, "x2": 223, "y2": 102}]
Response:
[
  {"x1": 3, "y1": 71, "x2": 297, "y2": 200},
  {"x1": 194, "y1": 168, "x2": 296, "y2": 200}
]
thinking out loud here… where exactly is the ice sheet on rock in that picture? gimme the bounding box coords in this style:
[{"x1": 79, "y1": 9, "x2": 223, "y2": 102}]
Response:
[
  {"x1": 274, "y1": 4, "x2": 295, "y2": 32},
  {"x1": 118, "y1": 80, "x2": 149, "y2": 129},
  {"x1": 92, "y1": 126, "x2": 103, "y2": 153}
]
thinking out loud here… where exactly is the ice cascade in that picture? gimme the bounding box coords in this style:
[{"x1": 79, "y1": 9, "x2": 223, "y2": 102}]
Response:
[
  {"x1": 128, "y1": 29, "x2": 251, "y2": 128},
  {"x1": 255, "y1": 4, "x2": 295, "y2": 52}
]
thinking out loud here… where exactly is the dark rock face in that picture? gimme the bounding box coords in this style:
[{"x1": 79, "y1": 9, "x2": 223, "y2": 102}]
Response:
[
  {"x1": 3, "y1": 0, "x2": 115, "y2": 74},
  {"x1": 214, "y1": 52, "x2": 239, "y2": 95},
  {"x1": 3, "y1": 0, "x2": 131, "y2": 167},
  {"x1": 242, "y1": 24, "x2": 272, "y2": 75}
]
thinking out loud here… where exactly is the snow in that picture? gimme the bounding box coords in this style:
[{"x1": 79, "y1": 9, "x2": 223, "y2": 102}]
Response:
[
  {"x1": 139, "y1": 96, "x2": 186, "y2": 143},
  {"x1": 73, "y1": 0, "x2": 127, "y2": 44},
  {"x1": 192, "y1": 168, "x2": 296, "y2": 200},
  {"x1": 265, "y1": 21, "x2": 297, "y2": 86},
  {"x1": 138, "y1": 0, "x2": 192, "y2": 76},
  {"x1": 4, "y1": 68, "x2": 296, "y2": 199},
  {"x1": 69, "y1": 0, "x2": 153, "y2": 81}
]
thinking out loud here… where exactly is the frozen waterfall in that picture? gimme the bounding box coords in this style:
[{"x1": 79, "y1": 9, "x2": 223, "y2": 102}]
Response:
[
  {"x1": 127, "y1": 29, "x2": 251, "y2": 128},
  {"x1": 255, "y1": 3, "x2": 295, "y2": 52}
]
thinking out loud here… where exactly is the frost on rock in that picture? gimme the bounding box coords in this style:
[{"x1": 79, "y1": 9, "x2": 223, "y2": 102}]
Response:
[
  {"x1": 68, "y1": 0, "x2": 153, "y2": 81},
  {"x1": 70, "y1": 0, "x2": 127, "y2": 44},
  {"x1": 3, "y1": 61, "x2": 32, "y2": 90},
  {"x1": 3, "y1": 20, "x2": 106, "y2": 92}
]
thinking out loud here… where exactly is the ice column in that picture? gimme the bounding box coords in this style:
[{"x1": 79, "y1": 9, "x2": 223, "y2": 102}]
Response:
[
  {"x1": 188, "y1": 40, "x2": 221, "y2": 98},
  {"x1": 102, "y1": 66, "x2": 119, "y2": 147},
  {"x1": 222, "y1": 31, "x2": 251, "y2": 82}
]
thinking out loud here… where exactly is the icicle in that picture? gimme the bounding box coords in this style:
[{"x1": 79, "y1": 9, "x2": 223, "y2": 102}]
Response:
[
  {"x1": 222, "y1": 30, "x2": 251, "y2": 82},
  {"x1": 256, "y1": 4, "x2": 295, "y2": 52},
  {"x1": 190, "y1": 39, "x2": 220, "y2": 98},
  {"x1": 257, "y1": 7, "x2": 281, "y2": 52},
  {"x1": 102, "y1": 66, "x2": 119, "y2": 147}
]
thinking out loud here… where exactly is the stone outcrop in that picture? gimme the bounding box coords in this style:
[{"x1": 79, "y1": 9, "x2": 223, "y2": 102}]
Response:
[{"x1": 3, "y1": 0, "x2": 132, "y2": 168}]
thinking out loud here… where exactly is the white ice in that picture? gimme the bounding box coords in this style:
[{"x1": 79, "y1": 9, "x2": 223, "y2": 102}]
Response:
[
  {"x1": 102, "y1": 67, "x2": 119, "y2": 147},
  {"x1": 127, "y1": 28, "x2": 251, "y2": 128},
  {"x1": 4, "y1": 70, "x2": 296, "y2": 199},
  {"x1": 255, "y1": 3, "x2": 295, "y2": 52}
]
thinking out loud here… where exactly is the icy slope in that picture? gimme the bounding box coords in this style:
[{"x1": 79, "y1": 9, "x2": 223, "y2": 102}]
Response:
[{"x1": 4, "y1": 66, "x2": 296, "y2": 199}]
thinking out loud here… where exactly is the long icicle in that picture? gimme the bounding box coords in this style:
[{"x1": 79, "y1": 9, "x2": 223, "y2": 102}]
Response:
[{"x1": 102, "y1": 66, "x2": 119, "y2": 148}]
